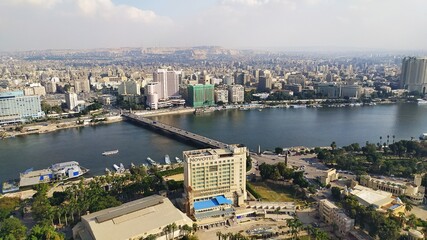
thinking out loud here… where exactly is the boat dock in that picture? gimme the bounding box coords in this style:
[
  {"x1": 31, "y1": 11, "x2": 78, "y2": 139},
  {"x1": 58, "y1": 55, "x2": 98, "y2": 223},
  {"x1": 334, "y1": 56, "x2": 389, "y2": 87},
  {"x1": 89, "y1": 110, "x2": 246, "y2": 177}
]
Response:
[{"x1": 122, "y1": 113, "x2": 228, "y2": 149}]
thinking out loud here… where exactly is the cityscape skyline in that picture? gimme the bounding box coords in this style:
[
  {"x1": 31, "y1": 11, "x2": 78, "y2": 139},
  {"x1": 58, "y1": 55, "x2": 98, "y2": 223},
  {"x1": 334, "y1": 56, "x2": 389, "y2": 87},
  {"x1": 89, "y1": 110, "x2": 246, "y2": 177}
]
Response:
[{"x1": 1, "y1": 0, "x2": 427, "y2": 52}]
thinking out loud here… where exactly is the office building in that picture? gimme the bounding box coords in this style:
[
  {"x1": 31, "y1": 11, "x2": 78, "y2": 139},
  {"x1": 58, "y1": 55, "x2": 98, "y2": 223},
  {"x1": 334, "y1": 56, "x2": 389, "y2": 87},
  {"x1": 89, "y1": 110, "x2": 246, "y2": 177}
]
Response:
[
  {"x1": 187, "y1": 84, "x2": 214, "y2": 108},
  {"x1": 23, "y1": 86, "x2": 46, "y2": 96},
  {"x1": 0, "y1": 91, "x2": 45, "y2": 124},
  {"x1": 72, "y1": 195, "x2": 193, "y2": 240},
  {"x1": 319, "y1": 199, "x2": 355, "y2": 236},
  {"x1": 183, "y1": 145, "x2": 247, "y2": 221},
  {"x1": 65, "y1": 92, "x2": 78, "y2": 110},
  {"x1": 401, "y1": 57, "x2": 427, "y2": 94}
]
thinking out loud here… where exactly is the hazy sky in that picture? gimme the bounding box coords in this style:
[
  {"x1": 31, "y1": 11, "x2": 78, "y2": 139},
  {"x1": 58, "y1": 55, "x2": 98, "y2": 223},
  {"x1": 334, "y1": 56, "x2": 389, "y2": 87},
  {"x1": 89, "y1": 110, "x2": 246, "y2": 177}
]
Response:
[{"x1": 0, "y1": 0, "x2": 426, "y2": 51}]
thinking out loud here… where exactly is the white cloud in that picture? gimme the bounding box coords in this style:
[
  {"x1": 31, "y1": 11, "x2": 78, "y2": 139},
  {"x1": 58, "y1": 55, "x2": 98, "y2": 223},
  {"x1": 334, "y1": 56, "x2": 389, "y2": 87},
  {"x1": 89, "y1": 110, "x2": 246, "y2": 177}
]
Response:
[
  {"x1": 2, "y1": 0, "x2": 61, "y2": 8},
  {"x1": 75, "y1": 0, "x2": 159, "y2": 23}
]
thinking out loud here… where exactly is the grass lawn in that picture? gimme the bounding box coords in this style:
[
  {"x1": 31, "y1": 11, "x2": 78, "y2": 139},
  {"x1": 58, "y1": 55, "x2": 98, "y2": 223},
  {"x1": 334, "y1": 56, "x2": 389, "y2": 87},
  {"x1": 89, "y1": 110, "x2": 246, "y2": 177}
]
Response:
[{"x1": 248, "y1": 181, "x2": 296, "y2": 202}]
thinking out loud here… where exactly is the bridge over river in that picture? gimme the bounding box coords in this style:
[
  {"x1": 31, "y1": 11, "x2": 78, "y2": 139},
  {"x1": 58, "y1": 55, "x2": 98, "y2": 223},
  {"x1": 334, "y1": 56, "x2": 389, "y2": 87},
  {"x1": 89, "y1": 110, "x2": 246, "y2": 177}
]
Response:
[{"x1": 122, "y1": 113, "x2": 229, "y2": 149}]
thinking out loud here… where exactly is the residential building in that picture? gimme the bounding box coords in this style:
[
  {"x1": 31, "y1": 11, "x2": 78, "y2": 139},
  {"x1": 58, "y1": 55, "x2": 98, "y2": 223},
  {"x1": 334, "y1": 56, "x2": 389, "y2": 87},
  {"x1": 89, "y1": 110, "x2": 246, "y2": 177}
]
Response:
[
  {"x1": 228, "y1": 85, "x2": 244, "y2": 104},
  {"x1": 320, "y1": 168, "x2": 339, "y2": 185},
  {"x1": 65, "y1": 92, "x2": 78, "y2": 110},
  {"x1": 0, "y1": 91, "x2": 45, "y2": 124},
  {"x1": 214, "y1": 89, "x2": 228, "y2": 104},
  {"x1": 72, "y1": 195, "x2": 193, "y2": 240},
  {"x1": 316, "y1": 83, "x2": 340, "y2": 98},
  {"x1": 183, "y1": 145, "x2": 247, "y2": 223},
  {"x1": 401, "y1": 57, "x2": 427, "y2": 94},
  {"x1": 319, "y1": 199, "x2": 355, "y2": 236},
  {"x1": 187, "y1": 84, "x2": 214, "y2": 108}
]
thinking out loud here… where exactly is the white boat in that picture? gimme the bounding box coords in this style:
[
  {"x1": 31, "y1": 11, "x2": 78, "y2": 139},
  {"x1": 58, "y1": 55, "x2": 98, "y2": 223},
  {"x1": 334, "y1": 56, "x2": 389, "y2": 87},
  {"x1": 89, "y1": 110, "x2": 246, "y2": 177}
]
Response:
[
  {"x1": 119, "y1": 163, "x2": 125, "y2": 171},
  {"x1": 113, "y1": 164, "x2": 120, "y2": 172},
  {"x1": 420, "y1": 133, "x2": 427, "y2": 140},
  {"x1": 165, "y1": 155, "x2": 171, "y2": 165},
  {"x1": 147, "y1": 157, "x2": 157, "y2": 166},
  {"x1": 175, "y1": 157, "x2": 182, "y2": 163},
  {"x1": 18, "y1": 161, "x2": 89, "y2": 188},
  {"x1": 105, "y1": 168, "x2": 111, "y2": 174},
  {"x1": 130, "y1": 162, "x2": 135, "y2": 168},
  {"x1": 102, "y1": 149, "x2": 119, "y2": 156},
  {"x1": 417, "y1": 99, "x2": 427, "y2": 105}
]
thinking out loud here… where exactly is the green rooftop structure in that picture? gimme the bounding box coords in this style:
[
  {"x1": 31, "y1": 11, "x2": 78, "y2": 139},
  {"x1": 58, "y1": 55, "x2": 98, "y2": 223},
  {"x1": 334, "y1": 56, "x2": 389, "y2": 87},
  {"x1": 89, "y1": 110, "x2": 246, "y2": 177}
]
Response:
[{"x1": 188, "y1": 84, "x2": 214, "y2": 108}]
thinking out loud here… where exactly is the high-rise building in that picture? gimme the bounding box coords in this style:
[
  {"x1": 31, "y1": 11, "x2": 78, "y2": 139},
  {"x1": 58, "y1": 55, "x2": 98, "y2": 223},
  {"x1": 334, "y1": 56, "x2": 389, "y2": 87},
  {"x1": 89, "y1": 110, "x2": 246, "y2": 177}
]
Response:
[
  {"x1": 183, "y1": 145, "x2": 247, "y2": 220},
  {"x1": 153, "y1": 69, "x2": 181, "y2": 99},
  {"x1": 145, "y1": 82, "x2": 160, "y2": 110},
  {"x1": 228, "y1": 85, "x2": 245, "y2": 103},
  {"x1": 401, "y1": 57, "x2": 427, "y2": 94},
  {"x1": 0, "y1": 91, "x2": 45, "y2": 124},
  {"x1": 65, "y1": 92, "x2": 78, "y2": 110},
  {"x1": 187, "y1": 84, "x2": 214, "y2": 108},
  {"x1": 257, "y1": 76, "x2": 272, "y2": 92}
]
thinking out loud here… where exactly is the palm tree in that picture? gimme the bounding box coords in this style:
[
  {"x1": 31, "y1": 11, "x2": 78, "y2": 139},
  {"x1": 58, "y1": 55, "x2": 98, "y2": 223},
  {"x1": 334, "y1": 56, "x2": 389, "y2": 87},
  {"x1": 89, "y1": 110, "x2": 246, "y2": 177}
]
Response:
[
  {"x1": 392, "y1": 135, "x2": 395, "y2": 143},
  {"x1": 171, "y1": 222, "x2": 177, "y2": 239},
  {"x1": 216, "y1": 231, "x2": 222, "y2": 240},
  {"x1": 379, "y1": 136, "x2": 383, "y2": 145},
  {"x1": 192, "y1": 223, "x2": 198, "y2": 234},
  {"x1": 387, "y1": 135, "x2": 390, "y2": 145}
]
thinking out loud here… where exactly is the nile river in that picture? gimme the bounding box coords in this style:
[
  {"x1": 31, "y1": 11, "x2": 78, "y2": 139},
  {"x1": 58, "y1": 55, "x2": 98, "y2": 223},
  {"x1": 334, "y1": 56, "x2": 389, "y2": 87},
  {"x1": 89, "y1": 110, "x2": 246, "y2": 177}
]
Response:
[{"x1": 1, "y1": 103, "x2": 427, "y2": 183}]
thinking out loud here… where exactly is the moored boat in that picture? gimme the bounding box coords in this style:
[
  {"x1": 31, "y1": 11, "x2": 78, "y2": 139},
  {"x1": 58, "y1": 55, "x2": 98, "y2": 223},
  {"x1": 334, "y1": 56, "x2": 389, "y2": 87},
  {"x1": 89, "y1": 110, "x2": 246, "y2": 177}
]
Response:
[
  {"x1": 165, "y1": 155, "x2": 171, "y2": 165},
  {"x1": 175, "y1": 157, "x2": 182, "y2": 163},
  {"x1": 5, "y1": 161, "x2": 90, "y2": 191}
]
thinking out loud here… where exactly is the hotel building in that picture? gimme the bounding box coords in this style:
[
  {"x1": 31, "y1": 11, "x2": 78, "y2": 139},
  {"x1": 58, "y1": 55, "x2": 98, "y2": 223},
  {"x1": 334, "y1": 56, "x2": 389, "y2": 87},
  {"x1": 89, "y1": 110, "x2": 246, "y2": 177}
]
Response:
[
  {"x1": 183, "y1": 145, "x2": 247, "y2": 222},
  {"x1": 0, "y1": 91, "x2": 45, "y2": 124}
]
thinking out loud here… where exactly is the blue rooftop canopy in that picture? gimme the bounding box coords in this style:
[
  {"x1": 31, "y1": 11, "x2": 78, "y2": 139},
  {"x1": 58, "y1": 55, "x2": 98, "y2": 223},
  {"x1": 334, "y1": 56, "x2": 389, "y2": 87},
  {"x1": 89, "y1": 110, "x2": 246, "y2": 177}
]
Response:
[{"x1": 194, "y1": 196, "x2": 232, "y2": 211}]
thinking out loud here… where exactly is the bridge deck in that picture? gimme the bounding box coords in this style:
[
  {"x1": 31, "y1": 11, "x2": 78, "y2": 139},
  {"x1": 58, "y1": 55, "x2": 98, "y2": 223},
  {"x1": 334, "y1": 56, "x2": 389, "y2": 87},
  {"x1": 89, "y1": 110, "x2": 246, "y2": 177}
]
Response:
[{"x1": 122, "y1": 113, "x2": 228, "y2": 149}]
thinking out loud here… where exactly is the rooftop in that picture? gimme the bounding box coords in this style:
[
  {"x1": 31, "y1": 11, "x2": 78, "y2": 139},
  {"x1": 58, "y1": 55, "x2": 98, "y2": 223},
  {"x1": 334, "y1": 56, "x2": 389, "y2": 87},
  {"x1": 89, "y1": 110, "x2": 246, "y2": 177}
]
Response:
[{"x1": 78, "y1": 195, "x2": 193, "y2": 240}]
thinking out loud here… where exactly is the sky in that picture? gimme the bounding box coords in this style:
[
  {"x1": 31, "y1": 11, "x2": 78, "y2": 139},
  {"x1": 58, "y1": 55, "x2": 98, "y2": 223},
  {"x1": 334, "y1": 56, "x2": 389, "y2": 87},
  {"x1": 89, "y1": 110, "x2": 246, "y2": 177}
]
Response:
[{"x1": 0, "y1": 0, "x2": 426, "y2": 51}]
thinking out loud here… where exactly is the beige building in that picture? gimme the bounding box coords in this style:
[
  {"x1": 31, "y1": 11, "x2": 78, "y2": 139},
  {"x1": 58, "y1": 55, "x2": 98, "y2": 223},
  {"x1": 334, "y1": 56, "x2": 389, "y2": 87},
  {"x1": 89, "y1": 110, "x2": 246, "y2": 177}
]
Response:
[
  {"x1": 214, "y1": 89, "x2": 228, "y2": 104},
  {"x1": 183, "y1": 145, "x2": 247, "y2": 221},
  {"x1": 360, "y1": 175, "x2": 424, "y2": 205},
  {"x1": 320, "y1": 168, "x2": 339, "y2": 185},
  {"x1": 72, "y1": 195, "x2": 193, "y2": 240},
  {"x1": 228, "y1": 85, "x2": 244, "y2": 103},
  {"x1": 319, "y1": 199, "x2": 354, "y2": 236}
]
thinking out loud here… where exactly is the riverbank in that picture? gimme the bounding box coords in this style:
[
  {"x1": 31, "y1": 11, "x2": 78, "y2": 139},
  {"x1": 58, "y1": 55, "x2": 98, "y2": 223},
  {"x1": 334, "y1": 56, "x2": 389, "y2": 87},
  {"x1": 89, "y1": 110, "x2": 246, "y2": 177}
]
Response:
[{"x1": 0, "y1": 108, "x2": 196, "y2": 139}]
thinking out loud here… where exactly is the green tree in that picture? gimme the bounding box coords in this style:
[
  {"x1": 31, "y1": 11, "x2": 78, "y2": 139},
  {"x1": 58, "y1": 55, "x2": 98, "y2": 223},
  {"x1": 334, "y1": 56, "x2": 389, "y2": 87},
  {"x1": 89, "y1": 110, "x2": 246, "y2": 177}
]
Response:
[
  {"x1": 28, "y1": 223, "x2": 64, "y2": 240},
  {"x1": 275, "y1": 147, "x2": 284, "y2": 155},
  {"x1": 331, "y1": 187, "x2": 341, "y2": 201},
  {"x1": 0, "y1": 217, "x2": 27, "y2": 240}
]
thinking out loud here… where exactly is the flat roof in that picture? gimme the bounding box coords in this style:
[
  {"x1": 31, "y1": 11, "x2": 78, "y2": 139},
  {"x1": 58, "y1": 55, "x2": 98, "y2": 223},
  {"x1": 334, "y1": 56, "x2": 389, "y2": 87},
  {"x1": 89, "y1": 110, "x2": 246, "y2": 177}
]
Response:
[{"x1": 79, "y1": 195, "x2": 193, "y2": 240}]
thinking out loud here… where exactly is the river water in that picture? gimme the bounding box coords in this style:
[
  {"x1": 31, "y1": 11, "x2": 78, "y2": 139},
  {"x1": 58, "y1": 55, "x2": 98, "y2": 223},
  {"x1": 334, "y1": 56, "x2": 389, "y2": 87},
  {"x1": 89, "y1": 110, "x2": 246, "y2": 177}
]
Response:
[{"x1": 1, "y1": 103, "x2": 427, "y2": 183}]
